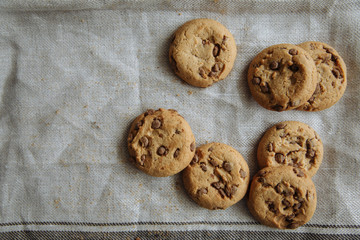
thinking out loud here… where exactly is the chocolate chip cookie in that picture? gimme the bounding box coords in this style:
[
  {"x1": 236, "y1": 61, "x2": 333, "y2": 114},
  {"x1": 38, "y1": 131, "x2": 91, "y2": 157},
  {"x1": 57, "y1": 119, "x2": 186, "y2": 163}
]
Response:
[
  {"x1": 247, "y1": 44, "x2": 318, "y2": 111},
  {"x1": 257, "y1": 121, "x2": 323, "y2": 177},
  {"x1": 127, "y1": 108, "x2": 196, "y2": 177},
  {"x1": 182, "y1": 142, "x2": 250, "y2": 210},
  {"x1": 297, "y1": 41, "x2": 347, "y2": 111},
  {"x1": 247, "y1": 166, "x2": 317, "y2": 229},
  {"x1": 169, "y1": 18, "x2": 237, "y2": 88}
]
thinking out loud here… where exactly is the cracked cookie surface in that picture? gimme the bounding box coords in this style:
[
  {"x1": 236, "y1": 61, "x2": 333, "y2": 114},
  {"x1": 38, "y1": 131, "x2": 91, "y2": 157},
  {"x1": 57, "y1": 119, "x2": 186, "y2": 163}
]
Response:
[
  {"x1": 169, "y1": 18, "x2": 237, "y2": 88},
  {"x1": 182, "y1": 142, "x2": 250, "y2": 210},
  {"x1": 257, "y1": 121, "x2": 323, "y2": 177},
  {"x1": 127, "y1": 108, "x2": 195, "y2": 177},
  {"x1": 297, "y1": 41, "x2": 347, "y2": 111},
  {"x1": 247, "y1": 166, "x2": 317, "y2": 229},
  {"x1": 247, "y1": 44, "x2": 317, "y2": 111}
]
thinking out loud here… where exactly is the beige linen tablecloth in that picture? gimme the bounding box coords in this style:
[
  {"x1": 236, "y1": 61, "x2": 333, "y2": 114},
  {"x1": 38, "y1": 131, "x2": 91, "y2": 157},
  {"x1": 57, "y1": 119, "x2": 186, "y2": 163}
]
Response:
[{"x1": 0, "y1": 0, "x2": 359, "y2": 239}]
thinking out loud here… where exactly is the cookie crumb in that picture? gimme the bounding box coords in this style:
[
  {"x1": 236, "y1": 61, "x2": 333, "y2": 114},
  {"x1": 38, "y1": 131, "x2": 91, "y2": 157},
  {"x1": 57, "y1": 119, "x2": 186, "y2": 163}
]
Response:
[
  {"x1": 187, "y1": 90, "x2": 193, "y2": 95},
  {"x1": 178, "y1": 12, "x2": 182, "y2": 16},
  {"x1": 55, "y1": 110, "x2": 60, "y2": 114}
]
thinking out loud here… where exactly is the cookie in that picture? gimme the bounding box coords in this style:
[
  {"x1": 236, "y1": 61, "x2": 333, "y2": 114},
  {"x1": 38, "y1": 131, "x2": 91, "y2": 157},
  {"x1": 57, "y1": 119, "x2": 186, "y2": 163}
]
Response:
[
  {"x1": 169, "y1": 18, "x2": 237, "y2": 88},
  {"x1": 182, "y1": 142, "x2": 250, "y2": 210},
  {"x1": 247, "y1": 166, "x2": 317, "y2": 229},
  {"x1": 247, "y1": 44, "x2": 318, "y2": 111},
  {"x1": 297, "y1": 41, "x2": 347, "y2": 111},
  {"x1": 257, "y1": 121, "x2": 323, "y2": 177},
  {"x1": 127, "y1": 108, "x2": 196, "y2": 177}
]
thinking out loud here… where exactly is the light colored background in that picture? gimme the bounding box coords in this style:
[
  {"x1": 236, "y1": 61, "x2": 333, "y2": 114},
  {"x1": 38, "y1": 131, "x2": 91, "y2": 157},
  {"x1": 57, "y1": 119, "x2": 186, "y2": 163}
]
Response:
[{"x1": 0, "y1": 0, "x2": 359, "y2": 235}]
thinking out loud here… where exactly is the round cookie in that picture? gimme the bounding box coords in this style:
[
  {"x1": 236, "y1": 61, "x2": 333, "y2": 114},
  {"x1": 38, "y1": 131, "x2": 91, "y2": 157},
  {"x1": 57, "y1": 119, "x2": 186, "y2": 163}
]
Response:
[
  {"x1": 297, "y1": 41, "x2": 347, "y2": 111},
  {"x1": 127, "y1": 108, "x2": 196, "y2": 177},
  {"x1": 257, "y1": 121, "x2": 323, "y2": 177},
  {"x1": 169, "y1": 18, "x2": 237, "y2": 88},
  {"x1": 247, "y1": 166, "x2": 317, "y2": 229},
  {"x1": 247, "y1": 44, "x2": 318, "y2": 111},
  {"x1": 182, "y1": 142, "x2": 250, "y2": 210}
]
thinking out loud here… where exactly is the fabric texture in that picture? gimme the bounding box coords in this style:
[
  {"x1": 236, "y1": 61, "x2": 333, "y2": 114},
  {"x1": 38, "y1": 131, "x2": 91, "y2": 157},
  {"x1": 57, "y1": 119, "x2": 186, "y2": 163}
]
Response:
[{"x1": 0, "y1": 0, "x2": 359, "y2": 238}]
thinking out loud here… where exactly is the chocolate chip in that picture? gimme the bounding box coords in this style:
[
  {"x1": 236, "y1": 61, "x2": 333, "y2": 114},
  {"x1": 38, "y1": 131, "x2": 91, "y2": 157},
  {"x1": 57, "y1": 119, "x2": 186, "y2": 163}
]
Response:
[
  {"x1": 306, "y1": 139, "x2": 315, "y2": 158},
  {"x1": 240, "y1": 169, "x2": 247, "y2": 178},
  {"x1": 190, "y1": 142, "x2": 196, "y2": 152},
  {"x1": 258, "y1": 171, "x2": 266, "y2": 177},
  {"x1": 272, "y1": 105, "x2": 284, "y2": 112},
  {"x1": 212, "y1": 63, "x2": 220, "y2": 72},
  {"x1": 223, "y1": 161, "x2": 232, "y2": 172},
  {"x1": 275, "y1": 153, "x2": 285, "y2": 163},
  {"x1": 267, "y1": 202, "x2": 277, "y2": 213},
  {"x1": 197, "y1": 188, "x2": 208, "y2": 197},
  {"x1": 140, "y1": 136, "x2": 149, "y2": 147},
  {"x1": 331, "y1": 54, "x2": 338, "y2": 62},
  {"x1": 289, "y1": 64, "x2": 299, "y2": 72},
  {"x1": 268, "y1": 143, "x2": 274, "y2": 152},
  {"x1": 199, "y1": 67, "x2": 207, "y2": 78},
  {"x1": 209, "y1": 158, "x2": 218, "y2": 167},
  {"x1": 211, "y1": 182, "x2": 221, "y2": 189},
  {"x1": 200, "y1": 162, "x2": 207, "y2": 172},
  {"x1": 191, "y1": 154, "x2": 199, "y2": 164},
  {"x1": 208, "y1": 147, "x2": 214, "y2": 152},
  {"x1": 208, "y1": 71, "x2": 217, "y2": 77},
  {"x1": 293, "y1": 202, "x2": 302, "y2": 210},
  {"x1": 173, "y1": 148, "x2": 180, "y2": 158},
  {"x1": 269, "y1": 61, "x2": 279, "y2": 70},
  {"x1": 287, "y1": 222, "x2": 301, "y2": 229},
  {"x1": 293, "y1": 168, "x2": 305, "y2": 177},
  {"x1": 289, "y1": 49, "x2": 298, "y2": 55},
  {"x1": 276, "y1": 123, "x2": 286, "y2": 130},
  {"x1": 144, "y1": 109, "x2": 155, "y2": 116},
  {"x1": 225, "y1": 187, "x2": 232, "y2": 197},
  {"x1": 275, "y1": 184, "x2": 281, "y2": 193},
  {"x1": 213, "y1": 44, "x2": 220, "y2": 57},
  {"x1": 286, "y1": 213, "x2": 296, "y2": 222},
  {"x1": 218, "y1": 188, "x2": 226, "y2": 198},
  {"x1": 175, "y1": 129, "x2": 181, "y2": 134},
  {"x1": 332, "y1": 69, "x2": 341, "y2": 78},
  {"x1": 157, "y1": 146, "x2": 167, "y2": 156},
  {"x1": 202, "y1": 40, "x2": 206, "y2": 45},
  {"x1": 260, "y1": 82, "x2": 270, "y2": 93},
  {"x1": 225, "y1": 186, "x2": 237, "y2": 198},
  {"x1": 140, "y1": 155, "x2": 146, "y2": 165},
  {"x1": 258, "y1": 177, "x2": 265, "y2": 184},
  {"x1": 134, "y1": 120, "x2": 143, "y2": 130},
  {"x1": 151, "y1": 119, "x2": 162, "y2": 129},
  {"x1": 282, "y1": 199, "x2": 291, "y2": 208},
  {"x1": 252, "y1": 77, "x2": 261, "y2": 85}
]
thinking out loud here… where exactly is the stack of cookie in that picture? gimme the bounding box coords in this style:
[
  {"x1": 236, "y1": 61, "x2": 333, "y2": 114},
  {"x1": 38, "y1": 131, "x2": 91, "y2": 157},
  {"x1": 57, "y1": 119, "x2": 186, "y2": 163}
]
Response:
[
  {"x1": 247, "y1": 42, "x2": 347, "y2": 112},
  {"x1": 127, "y1": 108, "x2": 251, "y2": 210},
  {"x1": 248, "y1": 121, "x2": 323, "y2": 229}
]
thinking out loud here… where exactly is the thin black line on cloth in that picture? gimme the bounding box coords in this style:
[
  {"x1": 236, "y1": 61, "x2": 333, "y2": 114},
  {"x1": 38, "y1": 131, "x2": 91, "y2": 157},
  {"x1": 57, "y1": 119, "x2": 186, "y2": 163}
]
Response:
[
  {"x1": 0, "y1": 221, "x2": 359, "y2": 229},
  {"x1": 0, "y1": 230, "x2": 359, "y2": 240}
]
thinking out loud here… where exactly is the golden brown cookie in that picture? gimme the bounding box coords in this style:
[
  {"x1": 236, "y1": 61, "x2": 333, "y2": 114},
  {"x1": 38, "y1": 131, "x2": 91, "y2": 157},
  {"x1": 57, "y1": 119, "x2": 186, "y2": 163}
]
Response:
[
  {"x1": 257, "y1": 121, "x2": 323, "y2": 177},
  {"x1": 247, "y1": 166, "x2": 317, "y2": 229},
  {"x1": 247, "y1": 44, "x2": 318, "y2": 111},
  {"x1": 169, "y1": 18, "x2": 237, "y2": 88},
  {"x1": 182, "y1": 142, "x2": 250, "y2": 210},
  {"x1": 127, "y1": 108, "x2": 195, "y2": 177},
  {"x1": 297, "y1": 41, "x2": 347, "y2": 111}
]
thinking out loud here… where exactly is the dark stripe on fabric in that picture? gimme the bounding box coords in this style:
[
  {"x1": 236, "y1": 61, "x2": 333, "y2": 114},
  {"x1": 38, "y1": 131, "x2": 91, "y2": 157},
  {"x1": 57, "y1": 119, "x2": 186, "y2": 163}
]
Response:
[
  {"x1": 0, "y1": 221, "x2": 359, "y2": 229},
  {"x1": 0, "y1": 230, "x2": 359, "y2": 240}
]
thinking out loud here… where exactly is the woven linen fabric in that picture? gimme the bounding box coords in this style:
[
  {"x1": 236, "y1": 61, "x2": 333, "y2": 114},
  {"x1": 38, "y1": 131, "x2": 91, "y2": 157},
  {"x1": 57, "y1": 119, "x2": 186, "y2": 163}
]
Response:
[{"x1": 0, "y1": 0, "x2": 359, "y2": 239}]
